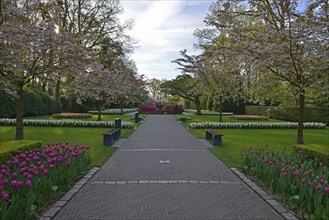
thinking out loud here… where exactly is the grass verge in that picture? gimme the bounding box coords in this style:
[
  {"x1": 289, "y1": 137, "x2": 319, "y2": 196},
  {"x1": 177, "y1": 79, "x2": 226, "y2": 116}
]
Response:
[
  {"x1": 0, "y1": 126, "x2": 134, "y2": 167},
  {"x1": 186, "y1": 127, "x2": 328, "y2": 168}
]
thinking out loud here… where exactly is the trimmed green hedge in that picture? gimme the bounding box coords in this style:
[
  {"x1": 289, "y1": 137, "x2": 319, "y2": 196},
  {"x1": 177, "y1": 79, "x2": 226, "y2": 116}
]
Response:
[
  {"x1": 0, "y1": 89, "x2": 62, "y2": 118},
  {"x1": 0, "y1": 140, "x2": 42, "y2": 165},
  {"x1": 293, "y1": 144, "x2": 329, "y2": 167},
  {"x1": 245, "y1": 106, "x2": 329, "y2": 124}
]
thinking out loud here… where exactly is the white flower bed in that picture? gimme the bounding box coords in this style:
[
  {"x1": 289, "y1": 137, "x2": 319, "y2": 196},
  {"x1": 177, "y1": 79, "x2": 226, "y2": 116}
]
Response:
[
  {"x1": 189, "y1": 122, "x2": 326, "y2": 129},
  {"x1": 0, "y1": 118, "x2": 134, "y2": 128},
  {"x1": 88, "y1": 108, "x2": 137, "y2": 114}
]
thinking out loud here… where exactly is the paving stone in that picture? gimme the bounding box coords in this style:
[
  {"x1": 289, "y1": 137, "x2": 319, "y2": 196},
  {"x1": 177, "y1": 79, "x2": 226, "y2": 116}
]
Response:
[
  {"x1": 53, "y1": 200, "x2": 67, "y2": 207},
  {"x1": 43, "y1": 207, "x2": 61, "y2": 217},
  {"x1": 53, "y1": 115, "x2": 285, "y2": 220},
  {"x1": 267, "y1": 199, "x2": 280, "y2": 206},
  {"x1": 282, "y1": 212, "x2": 298, "y2": 220}
]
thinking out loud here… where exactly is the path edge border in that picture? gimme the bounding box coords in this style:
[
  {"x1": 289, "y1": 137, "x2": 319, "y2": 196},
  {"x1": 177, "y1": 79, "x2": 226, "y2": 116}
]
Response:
[
  {"x1": 230, "y1": 167, "x2": 299, "y2": 220},
  {"x1": 39, "y1": 167, "x2": 100, "y2": 220}
]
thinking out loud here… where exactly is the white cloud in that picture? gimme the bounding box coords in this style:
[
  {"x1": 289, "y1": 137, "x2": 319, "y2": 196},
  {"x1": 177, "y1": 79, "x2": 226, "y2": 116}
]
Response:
[{"x1": 119, "y1": 1, "x2": 212, "y2": 80}]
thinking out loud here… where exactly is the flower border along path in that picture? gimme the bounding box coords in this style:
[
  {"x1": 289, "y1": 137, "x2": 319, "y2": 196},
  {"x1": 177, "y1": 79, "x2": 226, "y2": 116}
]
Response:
[
  {"x1": 52, "y1": 115, "x2": 287, "y2": 220},
  {"x1": 231, "y1": 168, "x2": 298, "y2": 220},
  {"x1": 40, "y1": 167, "x2": 100, "y2": 220}
]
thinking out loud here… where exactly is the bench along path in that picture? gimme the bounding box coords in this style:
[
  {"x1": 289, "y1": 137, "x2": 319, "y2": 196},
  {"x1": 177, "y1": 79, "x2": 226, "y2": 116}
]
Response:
[{"x1": 54, "y1": 115, "x2": 284, "y2": 220}]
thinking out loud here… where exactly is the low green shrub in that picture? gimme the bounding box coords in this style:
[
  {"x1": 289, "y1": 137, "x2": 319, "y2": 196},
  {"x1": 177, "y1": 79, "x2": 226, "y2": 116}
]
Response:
[
  {"x1": 0, "y1": 140, "x2": 42, "y2": 165},
  {"x1": 245, "y1": 106, "x2": 329, "y2": 124},
  {"x1": 293, "y1": 144, "x2": 329, "y2": 167}
]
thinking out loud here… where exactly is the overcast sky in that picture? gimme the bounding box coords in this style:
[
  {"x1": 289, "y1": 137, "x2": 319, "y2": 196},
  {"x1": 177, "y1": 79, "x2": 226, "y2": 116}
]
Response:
[{"x1": 119, "y1": 0, "x2": 213, "y2": 80}]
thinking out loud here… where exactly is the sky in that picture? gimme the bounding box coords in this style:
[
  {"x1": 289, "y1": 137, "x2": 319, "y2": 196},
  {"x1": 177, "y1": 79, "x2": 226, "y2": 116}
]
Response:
[{"x1": 118, "y1": 0, "x2": 213, "y2": 80}]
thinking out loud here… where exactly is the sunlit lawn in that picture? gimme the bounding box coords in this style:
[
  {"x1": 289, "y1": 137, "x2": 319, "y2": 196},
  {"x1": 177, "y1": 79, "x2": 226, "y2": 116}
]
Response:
[
  {"x1": 179, "y1": 114, "x2": 329, "y2": 167},
  {"x1": 0, "y1": 126, "x2": 134, "y2": 167},
  {"x1": 176, "y1": 114, "x2": 284, "y2": 123}
]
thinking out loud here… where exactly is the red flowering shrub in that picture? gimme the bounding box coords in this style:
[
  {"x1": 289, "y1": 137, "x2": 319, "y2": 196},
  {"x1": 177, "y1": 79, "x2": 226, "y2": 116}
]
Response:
[
  {"x1": 163, "y1": 104, "x2": 184, "y2": 114},
  {"x1": 138, "y1": 103, "x2": 158, "y2": 113}
]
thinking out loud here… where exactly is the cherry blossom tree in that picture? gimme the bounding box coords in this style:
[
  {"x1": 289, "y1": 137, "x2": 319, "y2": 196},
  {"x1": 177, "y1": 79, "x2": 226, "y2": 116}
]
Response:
[
  {"x1": 196, "y1": 0, "x2": 329, "y2": 143},
  {"x1": 0, "y1": 0, "x2": 83, "y2": 139}
]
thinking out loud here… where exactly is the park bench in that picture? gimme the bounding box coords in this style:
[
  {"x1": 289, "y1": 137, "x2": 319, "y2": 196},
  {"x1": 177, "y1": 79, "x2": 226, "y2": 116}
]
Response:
[
  {"x1": 205, "y1": 129, "x2": 223, "y2": 146},
  {"x1": 102, "y1": 128, "x2": 121, "y2": 146},
  {"x1": 179, "y1": 117, "x2": 187, "y2": 122}
]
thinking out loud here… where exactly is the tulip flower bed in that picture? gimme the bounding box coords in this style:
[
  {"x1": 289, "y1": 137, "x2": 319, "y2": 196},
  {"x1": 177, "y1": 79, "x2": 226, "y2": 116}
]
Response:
[
  {"x1": 230, "y1": 115, "x2": 268, "y2": 120},
  {"x1": 0, "y1": 118, "x2": 134, "y2": 128},
  {"x1": 189, "y1": 122, "x2": 326, "y2": 129},
  {"x1": 0, "y1": 143, "x2": 91, "y2": 219},
  {"x1": 53, "y1": 113, "x2": 93, "y2": 119},
  {"x1": 88, "y1": 108, "x2": 138, "y2": 114},
  {"x1": 241, "y1": 146, "x2": 329, "y2": 219}
]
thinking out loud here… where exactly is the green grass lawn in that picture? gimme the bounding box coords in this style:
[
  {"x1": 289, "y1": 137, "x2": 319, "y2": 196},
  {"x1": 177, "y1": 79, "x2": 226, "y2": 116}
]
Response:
[
  {"x1": 0, "y1": 126, "x2": 134, "y2": 167},
  {"x1": 26, "y1": 113, "x2": 146, "y2": 126},
  {"x1": 176, "y1": 114, "x2": 283, "y2": 123},
  {"x1": 179, "y1": 114, "x2": 329, "y2": 168}
]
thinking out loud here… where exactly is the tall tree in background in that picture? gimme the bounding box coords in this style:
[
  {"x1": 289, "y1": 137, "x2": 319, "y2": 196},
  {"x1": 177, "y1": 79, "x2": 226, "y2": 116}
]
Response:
[
  {"x1": 57, "y1": 0, "x2": 134, "y2": 111},
  {"x1": 147, "y1": 78, "x2": 162, "y2": 101},
  {"x1": 0, "y1": 0, "x2": 83, "y2": 139},
  {"x1": 161, "y1": 74, "x2": 203, "y2": 115},
  {"x1": 197, "y1": 0, "x2": 329, "y2": 143}
]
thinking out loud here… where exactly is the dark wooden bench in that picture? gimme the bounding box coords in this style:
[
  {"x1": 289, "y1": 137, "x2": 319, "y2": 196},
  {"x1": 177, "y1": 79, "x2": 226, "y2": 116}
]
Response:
[
  {"x1": 205, "y1": 129, "x2": 223, "y2": 146},
  {"x1": 179, "y1": 117, "x2": 187, "y2": 122},
  {"x1": 102, "y1": 128, "x2": 121, "y2": 146}
]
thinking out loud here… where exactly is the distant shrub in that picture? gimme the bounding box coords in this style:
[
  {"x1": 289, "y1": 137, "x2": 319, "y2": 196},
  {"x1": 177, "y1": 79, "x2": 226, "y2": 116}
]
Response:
[
  {"x1": 163, "y1": 104, "x2": 184, "y2": 114},
  {"x1": 138, "y1": 103, "x2": 158, "y2": 113}
]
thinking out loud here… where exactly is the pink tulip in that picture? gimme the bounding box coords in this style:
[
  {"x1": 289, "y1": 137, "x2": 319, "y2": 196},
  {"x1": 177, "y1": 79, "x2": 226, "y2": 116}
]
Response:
[
  {"x1": 300, "y1": 178, "x2": 305, "y2": 183},
  {"x1": 26, "y1": 180, "x2": 32, "y2": 188},
  {"x1": 49, "y1": 164, "x2": 55, "y2": 171},
  {"x1": 2, "y1": 179, "x2": 8, "y2": 185},
  {"x1": 11, "y1": 180, "x2": 18, "y2": 188},
  {"x1": 316, "y1": 184, "x2": 322, "y2": 191},
  {"x1": 43, "y1": 170, "x2": 49, "y2": 175},
  {"x1": 308, "y1": 181, "x2": 312, "y2": 187},
  {"x1": 325, "y1": 187, "x2": 329, "y2": 194},
  {"x1": 1, "y1": 191, "x2": 9, "y2": 202}
]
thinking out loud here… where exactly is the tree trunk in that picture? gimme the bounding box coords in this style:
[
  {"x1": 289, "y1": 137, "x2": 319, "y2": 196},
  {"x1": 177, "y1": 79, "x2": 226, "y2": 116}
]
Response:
[
  {"x1": 55, "y1": 79, "x2": 61, "y2": 103},
  {"x1": 48, "y1": 81, "x2": 53, "y2": 96},
  {"x1": 219, "y1": 96, "x2": 223, "y2": 123},
  {"x1": 15, "y1": 81, "x2": 24, "y2": 140},
  {"x1": 97, "y1": 100, "x2": 102, "y2": 121},
  {"x1": 67, "y1": 95, "x2": 73, "y2": 112},
  {"x1": 195, "y1": 97, "x2": 201, "y2": 115},
  {"x1": 297, "y1": 91, "x2": 305, "y2": 144},
  {"x1": 120, "y1": 101, "x2": 124, "y2": 115}
]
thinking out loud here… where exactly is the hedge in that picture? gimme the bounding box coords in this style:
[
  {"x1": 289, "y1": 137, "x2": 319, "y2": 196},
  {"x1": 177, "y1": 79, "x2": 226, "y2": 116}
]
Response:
[
  {"x1": 245, "y1": 106, "x2": 329, "y2": 124},
  {"x1": 0, "y1": 140, "x2": 42, "y2": 165},
  {"x1": 0, "y1": 89, "x2": 62, "y2": 118},
  {"x1": 293, "y1": 144, "x2": 329, "y2": 167}
]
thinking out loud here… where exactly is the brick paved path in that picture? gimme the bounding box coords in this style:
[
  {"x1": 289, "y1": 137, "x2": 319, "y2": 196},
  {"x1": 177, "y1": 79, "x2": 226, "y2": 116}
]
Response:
[{"x1": 54, "y1": 115, "x2": 284, "y2": 220}]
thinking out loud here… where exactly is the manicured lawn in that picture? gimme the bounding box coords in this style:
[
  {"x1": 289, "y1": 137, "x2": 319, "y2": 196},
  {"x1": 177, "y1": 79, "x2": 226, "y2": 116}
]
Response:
[
  {"x1": 0, "y1": 126, "x2": 134, "y2": 167},
  {"x1": 187, "y1": 128, "x2": 329, "y2": 168},
  {"x1": 179, "y1": 114, "x2": 329, "y2": 168},
  {"x1": 26, "y1": 113, "x2": 146, "y2": 126},
  {"x1": 176, "y1": 114, "x2": 283, "y2": 123}
]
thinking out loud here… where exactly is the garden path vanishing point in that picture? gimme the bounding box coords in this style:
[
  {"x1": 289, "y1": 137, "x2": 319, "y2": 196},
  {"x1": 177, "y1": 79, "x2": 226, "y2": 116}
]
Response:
[{"x1": 53, "y1": 115, "x2": 285, "y2": 220}]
